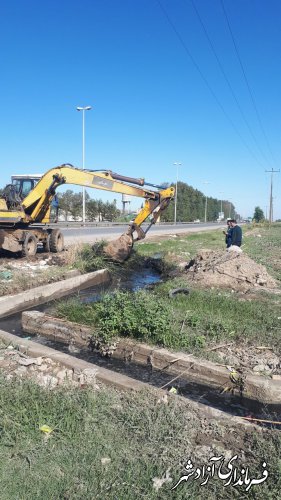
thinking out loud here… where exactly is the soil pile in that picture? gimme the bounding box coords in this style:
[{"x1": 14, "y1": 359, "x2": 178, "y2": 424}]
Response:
[{"x1": 185, "y1": 249, "x2": 277, "y2": 291}]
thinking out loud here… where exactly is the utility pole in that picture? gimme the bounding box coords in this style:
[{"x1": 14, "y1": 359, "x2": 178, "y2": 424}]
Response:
[{"x1": 265, "y1": 168, "x2": 280, "y2": 223}]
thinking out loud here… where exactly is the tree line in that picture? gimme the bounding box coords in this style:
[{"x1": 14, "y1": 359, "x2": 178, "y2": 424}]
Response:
[
  {"x1": 56, "y1": 182, "x2": 237, "y2": 222},
  {"x1": 57, "y1": 190, "x2": 120, "y2": 222},
  {"x1": 160, "y1": 181, "x2": 237, "y2": 222}
]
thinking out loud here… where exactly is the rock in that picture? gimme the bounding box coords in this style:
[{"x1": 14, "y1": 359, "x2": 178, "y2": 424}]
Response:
[
  {"x1": 56, "y1": 368, "x2": 73, "y2": 383},
  {"x1": 101, "y1": 457, "x2": 111, "y2": 466},
  {"x1": 253, "y1": 364, "x2": 271, "y2": 373},
  {"x1": 38, "y1": 364, "x2": 49, "y2": 372},
  {"x1": 256, "y1": 277, "x2": 267, "y2": 286},
  {"x1": 14, "y1": 366, "x2": 28, "y2": 376},
  {"x1": 82, "y1": 368, "x2": 98, "y2": 384},
  {"x1": 18, "y1": 357, "x2": 42, "y2": 366},
  {"x1": 37, "y1": 374, "x2": 58, "y2": 388}
]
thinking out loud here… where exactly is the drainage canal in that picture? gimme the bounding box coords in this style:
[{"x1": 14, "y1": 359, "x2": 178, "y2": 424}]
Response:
[{"x1": 0, "y1": 266, "x2": 280, "y2": 425}]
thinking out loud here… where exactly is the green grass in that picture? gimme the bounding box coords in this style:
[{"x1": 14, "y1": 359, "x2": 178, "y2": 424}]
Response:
[
  {"x1": 242, "y1": 223, "x2": 281, "y2": 281},
  {"x1": 56, "y1": 278, "x2": 281, "y2": 355},
  {"x1": 137, "y1": 229, "x2": 224, "y2": 259},
  {"x1": 0, "y1": 377, "x2": 280, "y2": 499},
  {"x1": 56, "y1": 224, "x2": 281, "y2": 356}
]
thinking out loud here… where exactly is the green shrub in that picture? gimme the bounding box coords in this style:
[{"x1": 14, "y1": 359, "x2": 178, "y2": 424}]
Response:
[{"x1": 94, "y1": 290, "x2": 172, "y2": 344}]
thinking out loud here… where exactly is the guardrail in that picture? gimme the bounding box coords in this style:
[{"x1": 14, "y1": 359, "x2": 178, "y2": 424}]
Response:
[{"x1": 33, "y1": 221, "x2": 218, "y2": 229}]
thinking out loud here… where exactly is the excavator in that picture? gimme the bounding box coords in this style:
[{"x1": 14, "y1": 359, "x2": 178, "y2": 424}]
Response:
[{"x1": 0, "y1": 164, "x2": 174, "y2": 262}]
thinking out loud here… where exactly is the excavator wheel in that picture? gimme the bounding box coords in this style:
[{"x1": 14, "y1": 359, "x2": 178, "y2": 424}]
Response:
[
  {"x1": 49, "y1": 229, "x2": 64, "y2": 253},
  {"x1": 21, "y1": 232, "x2": 38, "y2": 257}
]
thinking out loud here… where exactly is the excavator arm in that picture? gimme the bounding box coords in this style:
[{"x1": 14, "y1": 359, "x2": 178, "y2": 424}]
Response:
[{"x1": 0, "y1": 164, "x2": 174, "y2": 261}]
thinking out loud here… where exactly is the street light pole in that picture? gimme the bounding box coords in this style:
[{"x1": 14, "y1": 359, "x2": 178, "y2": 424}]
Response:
[
  {"x1": 228, "y1": 200, "x2": 232, "y2": 218},
  {"x1": 203, "y1": 181, "x2": 210, "y2": 223},
  {"x1": 219, "y1": 192, "x2": 224, "y2": 215},
  {"x1": 173, "y1": 162, "x2": 182, "y2": 224},
  {"x1": 77, "y1": 106, "x2": 92, "y2": 223}
]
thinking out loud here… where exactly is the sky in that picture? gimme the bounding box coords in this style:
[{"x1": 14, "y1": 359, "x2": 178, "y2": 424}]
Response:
[{"x1": 1, "y1": 0, "x2": 281, "y2": 219}]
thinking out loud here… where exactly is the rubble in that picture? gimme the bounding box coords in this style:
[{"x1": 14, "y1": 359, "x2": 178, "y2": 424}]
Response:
[
  {"x1": 0, "y1": 344, "x2": 99, "y2": 389},
  {"x1": 185, "y1": 249, "x2": 277, "y2": 291}
]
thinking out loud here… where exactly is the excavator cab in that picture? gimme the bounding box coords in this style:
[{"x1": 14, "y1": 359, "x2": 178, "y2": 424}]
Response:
[{"x1": 11, "y1": 174, "x2": 42, "y2": 200}]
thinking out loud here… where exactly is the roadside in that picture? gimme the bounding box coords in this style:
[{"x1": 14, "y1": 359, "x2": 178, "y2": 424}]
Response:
[
  {"x1": 0, "y1": 223, "x2": 280, "y2": 498},
  {"x1": 0, "y1": 343, "x2": 280, "y2": 499}
]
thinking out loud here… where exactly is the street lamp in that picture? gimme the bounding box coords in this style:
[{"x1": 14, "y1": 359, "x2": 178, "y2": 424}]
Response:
[
  {"x1": 228, "y1": 199, "x2": 232, "y2": 219},
  {"x1": 203, "y1": 181, "x2": 210, "y2": 223},
  {"x1": 219, "y1": 192, "x2": 224, "y2": 216},
  {"x1": 173, "y1": 162, "x2": 182, "y2": 224},
  {"x1": 76, "y1": 105, "x2": 92, "y2": 223}
]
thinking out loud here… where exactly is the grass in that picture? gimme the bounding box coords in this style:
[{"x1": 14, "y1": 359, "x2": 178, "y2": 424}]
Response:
[
  {"x1": 56, "y1": 223, "x2": 281, "y2": 355},
  {"x1": 137, "y1": 229, "x2": 223, "y2": 259},
  {"x1": 242, "y1": 223, "x2": 281, "y2": 281},
  {"x1": 0, "y1": 376, "x2": 280, "y2": 499},
  {"x1": 56, "y1": 277, "x2": 281, "y2": 355}
]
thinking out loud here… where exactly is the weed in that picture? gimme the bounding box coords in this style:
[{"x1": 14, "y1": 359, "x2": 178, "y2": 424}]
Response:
[{"x1": 0, "y1": 377, "x2": 280, "y2": 499}]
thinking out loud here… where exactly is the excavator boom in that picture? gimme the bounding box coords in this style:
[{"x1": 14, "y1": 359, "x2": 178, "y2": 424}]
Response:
[{"x1": 0, "y1": 164, "x2": 174, "y2": 261}]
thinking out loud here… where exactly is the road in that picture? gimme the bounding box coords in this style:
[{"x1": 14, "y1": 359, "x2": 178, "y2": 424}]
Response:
[{"x1": 61, "y1": 222, "x2": 222, "y2": 246}]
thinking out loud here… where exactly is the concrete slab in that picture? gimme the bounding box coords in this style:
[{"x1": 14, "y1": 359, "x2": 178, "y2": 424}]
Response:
[
  {"x1": 0, "y1": 328, "x2": 142, "y2": 391},
  {"x1": 0, "y1": 327, "x2": 259, "y2": 428},
  {"x1": 21, "y1": 311, "x2": 281, "y2": 406},
  {"x1": 0, "y1": 269, "x2": 110, "y2": 318}
]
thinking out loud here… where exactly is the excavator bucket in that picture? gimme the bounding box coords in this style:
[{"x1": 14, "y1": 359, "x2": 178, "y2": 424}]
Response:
[{"x1": 102, "y1": 233, "x2": 134, "y2": 263}]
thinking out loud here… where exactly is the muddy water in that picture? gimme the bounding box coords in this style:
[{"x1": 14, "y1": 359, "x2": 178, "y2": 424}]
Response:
[{"x1": 0, "y1": 267, "x2": 280, "y2": 424}]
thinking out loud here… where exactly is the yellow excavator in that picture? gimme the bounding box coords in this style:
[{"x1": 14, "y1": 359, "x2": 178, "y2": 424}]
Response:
[{"x1": 0, "y1": 164, "x2": 174, "y2": 262}]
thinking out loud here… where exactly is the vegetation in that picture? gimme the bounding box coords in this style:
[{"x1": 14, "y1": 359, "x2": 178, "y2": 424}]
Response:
[
  {"x1": 253, "y1": 206, "x2": 265, "y2": 222},
  {"x1": 0, "y1": 376, "x2": 280, "y2": 499},
  {"x1": 56, "y1": 181, "x2": 237, "y2": 223},
  {"x1": 160, "y1": 181, "x2": 237, "y2": 222},
  {"x1": 57, "y1": 190, "x2": 120, "y2": 221},
  {"x1": 57, "y1": 278, "x2": 281, "y2": 355},
  {"x1": 57, "y1": 223, "x2": 281, "y2": 356}
]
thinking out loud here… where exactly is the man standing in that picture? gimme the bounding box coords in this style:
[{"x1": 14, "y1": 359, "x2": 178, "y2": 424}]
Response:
[
  {"x1": 223, "y1": 218, "x2": 233, "y2": 248},
  {"x1": 230, "y1": 219, "x2": 242, "y2": 247}
]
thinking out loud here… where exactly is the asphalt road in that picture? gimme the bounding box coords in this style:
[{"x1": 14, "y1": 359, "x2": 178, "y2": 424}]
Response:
[{"x1": 61, "y1": 222, "x2": 221, "y2": 246}]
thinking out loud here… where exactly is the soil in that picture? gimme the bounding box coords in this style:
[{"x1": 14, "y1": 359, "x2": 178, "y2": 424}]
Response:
[
  {"x1": 0, "y1": 250, "x2": 71, "y2": 296},
  {"x1": 184, "y1": 248, "x2": 277, "y2": 292}
]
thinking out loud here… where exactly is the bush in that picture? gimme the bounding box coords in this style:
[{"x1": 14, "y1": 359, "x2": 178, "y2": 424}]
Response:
[{"x1": 94, "y1": 290, "x2": 172, "y2": 344}]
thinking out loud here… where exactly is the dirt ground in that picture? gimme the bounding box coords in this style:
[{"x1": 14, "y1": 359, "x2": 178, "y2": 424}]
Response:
[
  {"x1": 184, "y1": 248, "x2": 277, "y2": 292},
  {"x1": 0, "y1": 250, "x2": 71, "y2": 296}
]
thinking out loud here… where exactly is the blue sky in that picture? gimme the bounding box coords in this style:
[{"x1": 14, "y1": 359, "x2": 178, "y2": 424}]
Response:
[{"x1": 1, "y1": 0, "x2": 281, "y2": 219}]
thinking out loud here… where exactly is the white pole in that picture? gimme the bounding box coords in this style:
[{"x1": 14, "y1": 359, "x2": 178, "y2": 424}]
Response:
[
  {"x1": 77, "y1": 106, "x2": 92, "y2": 224},
  {"x1": 203, "y1": 181, "x2": 210, "y2": 223},
  {"x1": 82, "y1": 109, "x2": 86, "y2": 224}
]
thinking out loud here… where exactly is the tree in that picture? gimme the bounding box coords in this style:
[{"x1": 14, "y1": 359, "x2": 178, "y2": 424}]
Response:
[
  {"x1": 86, "y1": 199, "x2": 98, "y2": 221},
  {"x1": 253, "y1": 206, "x2": 264, "y2": 222},
  {"x1": 57, "y1": 190, "x2": 89, "y2": 220}
]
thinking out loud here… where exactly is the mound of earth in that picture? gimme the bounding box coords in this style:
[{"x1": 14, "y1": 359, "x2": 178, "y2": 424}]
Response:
[{"x1": 185, "y1": 249, "x2": 277, "y2": 291}]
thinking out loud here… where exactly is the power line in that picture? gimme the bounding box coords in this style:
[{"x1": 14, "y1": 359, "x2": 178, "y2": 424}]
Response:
[
  {"x1": 220, "y1": 0, "x2": 277, "y2": 168},
  {"x1": 156, "y1": 0, "x2": 264, "y2": 168},
  {"x1": 189, "y1": 0, "x2": 271, "y2": 168}
]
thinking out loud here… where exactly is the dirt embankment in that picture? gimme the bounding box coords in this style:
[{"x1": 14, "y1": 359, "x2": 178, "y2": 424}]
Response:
[{"x1": 184, "y1": 248, "x2": 277, "y2": 292}]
